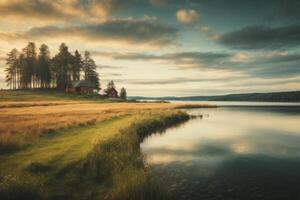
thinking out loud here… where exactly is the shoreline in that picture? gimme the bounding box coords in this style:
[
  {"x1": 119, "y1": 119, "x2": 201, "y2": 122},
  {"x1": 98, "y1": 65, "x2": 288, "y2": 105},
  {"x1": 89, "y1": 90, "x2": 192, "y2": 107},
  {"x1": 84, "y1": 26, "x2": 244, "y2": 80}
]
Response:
[
  {"x1": 0, "y1": 109, "x2": 192, "y2": 200},
  {"x1": 0, "y1": 90, "x2": 216, "y2": 199}
]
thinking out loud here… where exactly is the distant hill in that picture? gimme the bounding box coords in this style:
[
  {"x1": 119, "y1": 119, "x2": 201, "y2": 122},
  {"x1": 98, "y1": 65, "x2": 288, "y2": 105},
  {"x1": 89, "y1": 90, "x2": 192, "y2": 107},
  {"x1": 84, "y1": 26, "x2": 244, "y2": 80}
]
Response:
[{"x1": 130, "y1": 91, "x2": 300, "y2": 102}]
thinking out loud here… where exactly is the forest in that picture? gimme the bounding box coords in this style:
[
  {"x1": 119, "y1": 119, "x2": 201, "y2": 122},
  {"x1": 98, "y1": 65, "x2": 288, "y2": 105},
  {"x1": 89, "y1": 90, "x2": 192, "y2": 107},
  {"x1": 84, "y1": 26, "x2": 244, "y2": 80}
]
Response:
[{"x1": 5, "y1": 42, "x2": 99, "y2": 90}]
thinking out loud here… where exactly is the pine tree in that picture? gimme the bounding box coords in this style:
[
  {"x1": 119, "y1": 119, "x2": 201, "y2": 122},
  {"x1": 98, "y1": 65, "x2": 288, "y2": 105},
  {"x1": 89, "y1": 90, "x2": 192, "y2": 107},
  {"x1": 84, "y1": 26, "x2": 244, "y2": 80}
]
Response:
[
  {"x1": 5, "y1": 65, "x2": 12, "y2": 90},
  {"x1": 52, "y1": 43, "x2": 73, "y2": 90},
  {"x1": 18, "y1": 53, "x2": 25, "y2": 89},
  {"x1": 5, "y1": 49, "x2": 19, "y2": 90},
  {"x1": 105, "y1": 80, "x2": 116, "y2": 95},
  {"x1": 72, "y1": 50, "x2": 82, "y2": 81},
  {"x1": 107, "y1": 80, "x2": 115, "y2": 89},
  {"x1": 3, "y1": 43, "x2": 103, "y2": 91},
  {"x1": 120, "y1": 87, "x2": 127, "y2": 100},
  {"x1": 22, "y1": 42, "x2": 37, "y2": 89},
  {"x1": 38, "y1": 44, "x2": 52, "y2": 88},
  {"x1": 82, "y1": 51, "x2": 100, "y2": 88}
]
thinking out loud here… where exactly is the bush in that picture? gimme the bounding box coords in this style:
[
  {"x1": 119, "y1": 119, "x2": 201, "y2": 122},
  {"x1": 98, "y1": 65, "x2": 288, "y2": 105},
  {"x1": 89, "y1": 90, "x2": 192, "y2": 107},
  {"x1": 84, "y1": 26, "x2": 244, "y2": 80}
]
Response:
[{"x1": 0, "y1": 175, "x2": 42, "y2": 200}]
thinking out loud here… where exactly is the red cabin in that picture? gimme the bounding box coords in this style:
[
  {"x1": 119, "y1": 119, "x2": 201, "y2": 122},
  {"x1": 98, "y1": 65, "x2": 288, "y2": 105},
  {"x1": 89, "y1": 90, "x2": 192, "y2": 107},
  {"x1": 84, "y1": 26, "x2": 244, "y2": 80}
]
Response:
[{"x1": 66, "y1": 80, "x2": 98, "y2": 94}]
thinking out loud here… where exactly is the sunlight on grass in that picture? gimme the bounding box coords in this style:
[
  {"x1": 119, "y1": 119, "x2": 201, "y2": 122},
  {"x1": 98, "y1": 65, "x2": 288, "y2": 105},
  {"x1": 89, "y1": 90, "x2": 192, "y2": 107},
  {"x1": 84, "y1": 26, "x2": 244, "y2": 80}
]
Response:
[
  {"x1": 0, "y1": 110, "x2": 189, "y2": 200},
  {"x1": 0, "y1": 91, "x2": 211, "y2": 199}
]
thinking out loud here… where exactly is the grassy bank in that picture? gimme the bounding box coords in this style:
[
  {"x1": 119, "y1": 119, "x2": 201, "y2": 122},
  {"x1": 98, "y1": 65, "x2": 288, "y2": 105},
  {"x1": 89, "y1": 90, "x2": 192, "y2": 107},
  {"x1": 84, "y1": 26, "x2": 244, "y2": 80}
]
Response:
[
  {"x1": 0, "y1": 89, "x2": 108, "y2": 102},
  {"x1": 84, "y1": 110, "x2": 190, "y2": 200},
  {"x1": 0, "y1": 110, "x2": 190, "y2": 200},
  {"x1": 0, "y1": 90, "x2": 213, "y2": 199},
  {"x1": 0, "y1": 91, "x2": 206, "y2": 154}
]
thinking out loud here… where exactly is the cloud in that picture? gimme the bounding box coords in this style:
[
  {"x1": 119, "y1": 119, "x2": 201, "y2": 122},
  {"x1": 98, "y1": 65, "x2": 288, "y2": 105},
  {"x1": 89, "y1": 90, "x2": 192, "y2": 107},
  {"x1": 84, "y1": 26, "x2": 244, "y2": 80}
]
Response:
[
  {"x1": 0, "y1": 0, "x2": 74, "y2": 21},
  {"x1": 95, "y1": 51, "x2": 232, "y2": 69},
  {"x1": 97, "y1": 51, "x2": 230, "y2": 61},
  {"x1": 96, "y1": 50, "x2": 300, "y2": 79},
  {"x1": 96, "y1": 52, "x2": 161, "y2": 60},
  {"x1": 231, "y1": 53, "x2": 250, "y2": 63},
  {"x1": 101, "y1": 72, "x2": 123, "y2": 77},
  {"x1": 176, "y1": 9, "x2": 199, "y2": 24},
  {"x1": 199, "y1": 26, "x2": 220, "y2": 40},
  {"x1": 0, "y1": 49, "x2": 6, "y2": 61},
  {"x1": 23, "y1": 17, "x2": 178, "y2": 48},
  {"x1": 218, "y1": 24, "x2": 300, "y2": 50},
  {"x1": 167, "y1": 0, "x2": 300, "y2": 22},
  {"x1": 97, "y1": 64, "x2": 125, "y2": 69},
  {"x1": 255, "y1": 52, "x2": 300, "y2": 64},
  {"x1": 3, "y1": 0, "x2": 297, "y2": 25},
  {"x1": 122, "y1": 76, "x2": 245, "y2": 85},
  {"x1": 0, "y1": 0, "x2": 128, "y2": 23},
  {"x1": 264, "y1": 0, "x2": 300, "y2": 21},
  {"x1": 0, "y1": 32, "x2": 27, "y2": 42},
  {"x1": 232, "y1": 52, "x2": 300, "y2": 78}
]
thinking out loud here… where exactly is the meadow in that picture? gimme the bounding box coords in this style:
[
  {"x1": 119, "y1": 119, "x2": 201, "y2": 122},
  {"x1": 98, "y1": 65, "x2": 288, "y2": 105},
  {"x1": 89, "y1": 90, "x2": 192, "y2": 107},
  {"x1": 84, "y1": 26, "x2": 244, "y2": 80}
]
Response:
[
  {"x1": 0, "y1": 90, "x2": 186, "y2": 152},
  {"x1": 0, "y1": 90, "x2": 205, "y2": 200}
]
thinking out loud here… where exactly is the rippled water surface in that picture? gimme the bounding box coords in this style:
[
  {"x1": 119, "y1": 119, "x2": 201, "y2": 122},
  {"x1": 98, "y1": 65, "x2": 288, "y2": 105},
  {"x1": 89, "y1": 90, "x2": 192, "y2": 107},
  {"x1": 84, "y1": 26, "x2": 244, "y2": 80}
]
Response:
[{"x1": 141, "y1": 106, "x2": 300, "y2": 200}]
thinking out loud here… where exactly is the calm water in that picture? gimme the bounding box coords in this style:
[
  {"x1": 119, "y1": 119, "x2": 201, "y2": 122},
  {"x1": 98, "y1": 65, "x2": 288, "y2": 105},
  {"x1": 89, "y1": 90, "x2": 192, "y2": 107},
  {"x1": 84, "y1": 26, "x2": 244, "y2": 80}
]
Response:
[{"x1": 141, "y1": 106, "x2": 300, "y2": 200}]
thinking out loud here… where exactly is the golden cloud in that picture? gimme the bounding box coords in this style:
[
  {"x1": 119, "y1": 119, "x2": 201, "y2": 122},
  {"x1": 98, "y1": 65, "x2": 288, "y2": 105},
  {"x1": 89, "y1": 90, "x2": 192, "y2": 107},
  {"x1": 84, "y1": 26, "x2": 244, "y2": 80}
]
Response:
[
  {"x1": 0, "y1": 17, "x2": 178, "y2": 49},
  {"x1": 176, "y1": 9, "x2": 199, "y2": 25},
  {"x1": 0, "y1": 0, "x2": 127, "y2": 23}
]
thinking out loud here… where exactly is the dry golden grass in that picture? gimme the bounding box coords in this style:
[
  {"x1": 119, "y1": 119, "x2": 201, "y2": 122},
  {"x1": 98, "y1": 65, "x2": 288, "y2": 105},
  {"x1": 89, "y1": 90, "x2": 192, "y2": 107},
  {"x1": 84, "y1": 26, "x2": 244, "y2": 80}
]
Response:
[
  {"x1": 0, "y1": 97, "x2": 213, "y2": 153},
  {"x1": 0, "y1": 101, "x2": 77, "y2": 109},
  {"x1": 0, "y1": 102, "x2": 180, "y2": 136},
  {"x1": 0, "y1": 90, "x2": 216, "y2": 199},
  {"x1": 0, "y1": 101, "x2": 182, "y2": 152},
  {"x1": 0, "y1": 110, "x2": 190, "y2": 200}
]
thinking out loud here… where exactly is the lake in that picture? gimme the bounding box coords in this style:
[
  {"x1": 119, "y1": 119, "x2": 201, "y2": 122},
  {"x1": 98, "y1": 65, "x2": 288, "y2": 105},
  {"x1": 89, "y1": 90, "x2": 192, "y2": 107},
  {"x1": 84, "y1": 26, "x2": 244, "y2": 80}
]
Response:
[{"x1": 141, "y1": 104, "x2": 300, "y2": 200}]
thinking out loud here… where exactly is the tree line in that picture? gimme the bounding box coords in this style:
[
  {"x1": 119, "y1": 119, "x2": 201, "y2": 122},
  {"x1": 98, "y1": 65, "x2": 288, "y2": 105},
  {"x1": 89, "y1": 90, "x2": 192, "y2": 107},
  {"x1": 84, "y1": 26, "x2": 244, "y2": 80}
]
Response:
[{"x1": 5, "y1": 42, "x2": 99, "y2": 90}]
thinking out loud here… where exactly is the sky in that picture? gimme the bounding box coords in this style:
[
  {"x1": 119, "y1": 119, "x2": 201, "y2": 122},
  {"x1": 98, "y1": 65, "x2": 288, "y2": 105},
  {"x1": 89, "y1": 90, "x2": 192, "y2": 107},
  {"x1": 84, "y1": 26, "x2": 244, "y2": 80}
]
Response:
[{"x1": 0, "y1": 0, "x2": 300, "y2": 97}]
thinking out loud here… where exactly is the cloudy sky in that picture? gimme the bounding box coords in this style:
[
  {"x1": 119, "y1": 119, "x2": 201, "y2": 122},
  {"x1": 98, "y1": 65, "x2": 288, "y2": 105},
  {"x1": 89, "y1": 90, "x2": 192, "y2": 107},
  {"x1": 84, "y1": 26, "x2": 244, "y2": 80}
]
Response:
[{"x1": 0, "y1": 0, "x2": 300, "y2": 96}]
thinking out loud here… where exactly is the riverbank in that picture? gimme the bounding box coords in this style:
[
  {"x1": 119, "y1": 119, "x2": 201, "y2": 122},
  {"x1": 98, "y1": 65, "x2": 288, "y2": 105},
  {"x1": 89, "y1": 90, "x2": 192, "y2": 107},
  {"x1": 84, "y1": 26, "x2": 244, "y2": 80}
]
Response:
[
  {"x1": 0, "y1": 90, "x2": 210, "y2": 153},
  {"x1": 0, "y1": 110, "x2": 190, "y2": 200},
  {"x1": 0, "y1": 90, "x2": 213, "y2": 199}
]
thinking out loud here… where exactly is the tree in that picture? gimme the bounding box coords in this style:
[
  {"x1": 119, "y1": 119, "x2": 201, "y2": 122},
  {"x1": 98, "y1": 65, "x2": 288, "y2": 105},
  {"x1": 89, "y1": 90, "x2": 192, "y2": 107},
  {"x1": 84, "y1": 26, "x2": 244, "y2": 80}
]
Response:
[
  {"x1": 107, "y1": 80, "x2": 115, "y2": 89},
  {"x1": 5, "y1": 67, "x2": 12, "y2": 90},
  {"x1": 37, "y1": 44, "x2": 52, "y2": 88},
  {"x1": 5, "y1": 49, "x2": 19, "y2": 90},
  {"x1": 52, "y1": 43, "x2": 73, "y2": 90},
  {"x1": 3, "y1": 42, "x2": 102, "y2": 91},
  {"x1": 72, "y1": 50, "x2": 82, "y2": 81},
  {"x1": 18, "y1": 53, "x2": 25, "y2": 89},
  {"x1": 104, "y1": 80, "x2": 115, "y2": 94},
  {"x1": 120, "y1": 87, "x2": 127, "y2": 100},
  {"x1": 82, "y1": 51, "x2": 100, "y2": 88},
  {"x1": 22, "y1": 42, "x2": 37, "y2": 89}
]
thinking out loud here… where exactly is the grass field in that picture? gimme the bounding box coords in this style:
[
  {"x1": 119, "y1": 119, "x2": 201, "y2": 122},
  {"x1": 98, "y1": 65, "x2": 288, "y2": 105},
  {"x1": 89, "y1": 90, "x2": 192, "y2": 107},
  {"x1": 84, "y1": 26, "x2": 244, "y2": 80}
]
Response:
[
  {"x1": 0, "y1": 90, "x2": 207, "y2": 199},
  {"x1": 0, "y1": 89, "x2": 110, "y2": 102},
  {"x1": 0, "y1": 90, "x2": 184, "y2": 153}
]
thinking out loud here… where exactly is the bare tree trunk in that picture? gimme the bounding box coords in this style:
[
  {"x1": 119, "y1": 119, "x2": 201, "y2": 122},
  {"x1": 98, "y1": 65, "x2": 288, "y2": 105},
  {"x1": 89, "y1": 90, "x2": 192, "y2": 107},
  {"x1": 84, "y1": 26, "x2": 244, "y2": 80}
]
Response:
[{"x1": 14, "y1": 71, "x2": 16, "y2": 90}]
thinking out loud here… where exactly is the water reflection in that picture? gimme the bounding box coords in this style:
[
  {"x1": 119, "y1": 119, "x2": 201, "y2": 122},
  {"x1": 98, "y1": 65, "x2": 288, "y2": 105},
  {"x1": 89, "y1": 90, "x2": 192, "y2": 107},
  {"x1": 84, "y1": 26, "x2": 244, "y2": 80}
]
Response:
[{"x1": 141, "y1": 106, "x2": 300, "y2": 200}]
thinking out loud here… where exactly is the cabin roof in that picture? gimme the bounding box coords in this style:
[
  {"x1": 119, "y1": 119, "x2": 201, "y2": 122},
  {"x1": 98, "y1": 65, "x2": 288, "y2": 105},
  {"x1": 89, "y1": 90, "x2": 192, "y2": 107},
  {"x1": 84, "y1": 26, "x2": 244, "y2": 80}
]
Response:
[{"x1": 69, "y1": 80, "x2": 96, "y2": 88}]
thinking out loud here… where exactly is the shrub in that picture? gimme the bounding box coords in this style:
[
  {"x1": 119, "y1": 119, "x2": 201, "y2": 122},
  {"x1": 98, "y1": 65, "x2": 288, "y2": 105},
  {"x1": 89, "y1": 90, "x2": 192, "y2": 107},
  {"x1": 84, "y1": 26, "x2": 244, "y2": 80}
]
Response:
[{"x1": 0, "y1": 175, "x2": 42, "y2": 200}]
